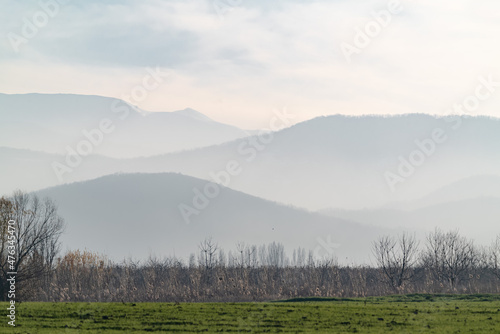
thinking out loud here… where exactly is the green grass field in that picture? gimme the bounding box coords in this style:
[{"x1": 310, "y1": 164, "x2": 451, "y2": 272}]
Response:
[{"x1": 2, "y1": 294, "x2": 500, "y2": 333}]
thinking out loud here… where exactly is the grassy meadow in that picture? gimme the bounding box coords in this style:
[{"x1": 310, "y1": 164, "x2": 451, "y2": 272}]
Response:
[{"x1": 2, "y1": 294, "x2": 500, "y2": 333}]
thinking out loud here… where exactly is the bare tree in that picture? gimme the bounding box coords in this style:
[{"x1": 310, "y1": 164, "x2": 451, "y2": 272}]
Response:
[
  {"x1": 235, "y1": 242, "x2": 257, "y2": 268},
  {"x1": 487, "y1": 235, "x2": 500, "y2": 280},
  {"x1": 236, "y1": 242, "x2": 246, "y2": 268},
  {"x1": 372, "y1": 233, "x2": 419, "y2": 292},
  {"x1": 292, "y1": 247, "x2": 307, "y2": 267},
  {"x1": 265, "y1": 242, "x2": 287, "y2": 267},
  {"x1": 199, "y1": 237, "x2": 218, "y2": 270},
  {"x1": 18, "y1": 235, "x2": 500, "y2": 302},
  {"x1": 0, "y1": 191, "x2": 64, "y2": 300},
  {"x1": 421, "y1": 229, "x2": 478, "y2": 289}
]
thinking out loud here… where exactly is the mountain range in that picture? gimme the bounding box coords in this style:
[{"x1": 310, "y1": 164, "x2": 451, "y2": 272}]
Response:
[
  {"x1": 2, "y1": 93, "x2": 499, "y2": 262},
  {"x1": 36, "y1": 173, "x2": 385, "y2": 263},
  {"x1": 0, "y1": 93, "x2": 251, "y2": 158}
]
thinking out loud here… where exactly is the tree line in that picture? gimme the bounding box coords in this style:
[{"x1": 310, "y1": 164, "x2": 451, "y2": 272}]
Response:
[{"x1": 2, "y1": 191, "x2": 500, "y2": 302}]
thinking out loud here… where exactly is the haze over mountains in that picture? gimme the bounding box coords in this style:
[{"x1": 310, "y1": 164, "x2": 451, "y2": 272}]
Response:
[
  {"x1": 135, "y1": 114, "x2": 500, "y2": 210},
  {"x1": 321, "y1": 174, "x2": 500, "y2": 245},
  {"x1": 2, "y1": 93, "x2": 499, "y2": 262},
  {"x1": 36, "y1": 173, "x2": 384, "y2": 263},
  {"x1": 2, "y1": 95, "x2": 499, "y2": 209},
  {"x1": 0, "y1": 93, "x2": 251, "y2": 158}
]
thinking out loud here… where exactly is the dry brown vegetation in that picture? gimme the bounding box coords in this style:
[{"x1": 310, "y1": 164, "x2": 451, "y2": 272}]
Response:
[
  {"x1": 2, "y1": 192, "x2": 500, "y2": 302},
  {"x1": 24, "y1": 234, "x2": 500, "y2": 302}
]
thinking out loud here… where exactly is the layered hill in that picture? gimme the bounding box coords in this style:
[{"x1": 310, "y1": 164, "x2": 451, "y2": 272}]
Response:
[
  {"x1": 0, "y1": 93, "x2": 250, "y2": 158},
  {"x1": 321, "y1": 175, "x2": 500, "y2": 245},
  {"x1": 3, "y1": 108, "x2": 500, "y2": 212},
  {"x1": 36, "y1": 173, "x2": 385, "y2": 263},
  {"x1": 134, "y1": 114, "x2": 500, "y2": 210}
]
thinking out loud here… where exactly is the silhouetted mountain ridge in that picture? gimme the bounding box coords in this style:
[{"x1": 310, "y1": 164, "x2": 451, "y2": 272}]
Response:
[
  {"x1": 36, "y1": 172, "x2": 385, "y2": 263},
  {"x1": 0, "y1": 93, "x2": 250, "y2": 158}
]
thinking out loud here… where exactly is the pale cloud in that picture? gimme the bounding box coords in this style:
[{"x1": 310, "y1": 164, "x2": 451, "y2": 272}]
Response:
[{"x1": 1, "y1": 0, "x2": 499, "y2": 128}]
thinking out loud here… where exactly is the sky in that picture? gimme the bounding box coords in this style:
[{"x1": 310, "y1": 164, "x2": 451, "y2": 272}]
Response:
[{"x1": 1, "y1": 0, "x2": 500, "y2": 129}]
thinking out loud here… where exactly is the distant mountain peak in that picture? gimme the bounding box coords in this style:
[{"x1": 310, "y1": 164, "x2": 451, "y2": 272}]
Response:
[{"x1": 173, "y1": 108, "x2": 214, "y2": 122}]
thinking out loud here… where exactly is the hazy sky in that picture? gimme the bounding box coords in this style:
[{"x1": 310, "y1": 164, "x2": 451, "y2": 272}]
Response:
[{"x1": 1, "y1": 0, "x2": 499, "y2": 128}]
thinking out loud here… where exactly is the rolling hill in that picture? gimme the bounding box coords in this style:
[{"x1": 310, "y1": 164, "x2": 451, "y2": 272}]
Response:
[
  {"x1": 133, "y1": 114, "x2": 500, "y2": 210},
  {"x1": 321, "y1": 176, "x2": 500, "y2": 245},
  {"x1": 3, "y1": 112, "x2": 500, "y2": 213},
  {"x1": 35, "y1": 173, "x2": 387, "y2": 264},
  {"x1": 0, "y1": 93, "x2": 251, "y2": 158}
]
